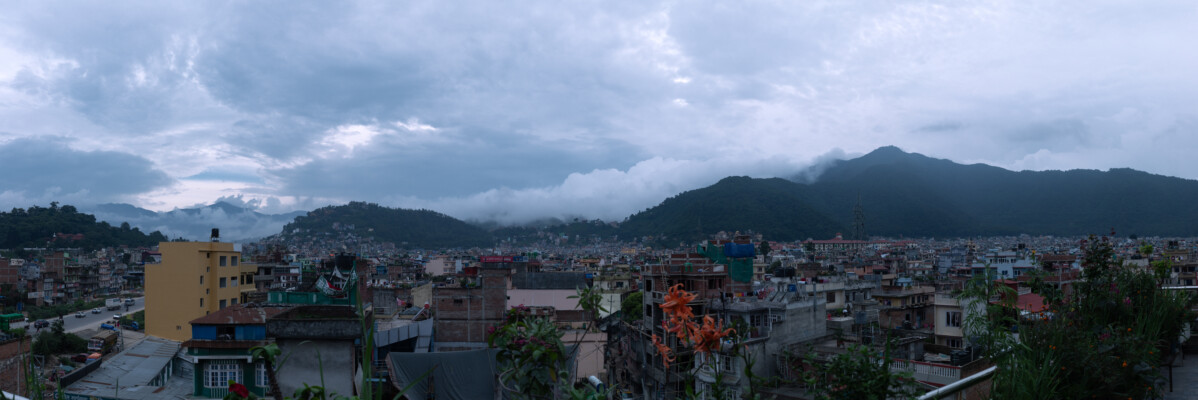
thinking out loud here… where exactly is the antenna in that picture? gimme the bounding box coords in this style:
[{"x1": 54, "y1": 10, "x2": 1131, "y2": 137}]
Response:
[{"x1": 852, "y1": 194, "x2": 866, "y2": 241}]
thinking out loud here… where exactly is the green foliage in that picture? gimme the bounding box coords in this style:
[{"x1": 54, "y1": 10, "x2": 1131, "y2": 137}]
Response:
[
  {"x1": 0, "y1": 203, "x2": 167, "y2": 251},
  {"x1": 117, "y1": 310, "x2": 145, "y2": 330},
  {"x1": 568, "y1": 286, "x2": 606, "y2": 323},
  {"x1": 283, "y1": 202, "x2": 493, "y2": 249},
  {"x1": 32, "y1": 320, "x2": 87, "y2": 356},
  {"x1": 619, "y1": 292, "x2": 643, "y2": 322},
  {"x1": 24, "y1": 298, "x2": 107, "y2": 320},
  {"x1": 802, "y1": 341, "x2": 921, "y2": 400},
  {"x1": 488, "y1": 306, "x2": 574, "y2": 399},
  {"x1": 620, "y1": 176, "x2": 846, "y2": 242},
  {"x1": 963, "y1": 234, "x2": 1197, "y2": 399},
  {"x1": 810, "y1": 146, "x2": 1198, "y2": 236}
]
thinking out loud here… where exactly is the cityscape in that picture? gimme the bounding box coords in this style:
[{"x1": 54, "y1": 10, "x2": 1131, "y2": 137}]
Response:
[{"x1": 2, "y1": 1, "x2": 1198, "y2": 399}]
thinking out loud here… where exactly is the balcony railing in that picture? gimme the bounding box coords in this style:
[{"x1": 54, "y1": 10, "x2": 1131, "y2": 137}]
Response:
[
  {"x1": 890, "y1": 359, "x2": 962, "y2": 387},
  {"x1": 917, "y1": 365, "x2": 996, "y2": 400}
]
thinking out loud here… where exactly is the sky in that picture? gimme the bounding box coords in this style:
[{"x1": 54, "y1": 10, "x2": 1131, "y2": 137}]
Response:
[{"x1": 2, "y1": 1, "x2": 1197, "y2": 226}]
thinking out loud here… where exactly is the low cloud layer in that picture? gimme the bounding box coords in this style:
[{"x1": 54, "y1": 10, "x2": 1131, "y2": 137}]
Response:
[{"x1": 2, "y1": 1, "x2": 1197, "y2": 226}]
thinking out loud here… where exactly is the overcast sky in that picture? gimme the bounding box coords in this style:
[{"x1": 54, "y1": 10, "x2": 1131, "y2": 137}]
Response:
[{"x1": 2, "y1": 1, "x2": 1196, "y2": 225}]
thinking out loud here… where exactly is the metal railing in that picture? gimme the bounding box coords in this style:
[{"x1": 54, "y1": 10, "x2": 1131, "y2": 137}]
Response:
[{"x1": 917, "y1": 365, "x2": 996, "y2": 400}]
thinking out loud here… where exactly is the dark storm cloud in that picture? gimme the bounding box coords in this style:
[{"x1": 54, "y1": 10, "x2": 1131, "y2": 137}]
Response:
[
  {"x1": 0, "y1": 137, "x2": 173, "y2": 206},
  {"x1": 269, "y1": 127, "x2": 646, "y2": 198}
]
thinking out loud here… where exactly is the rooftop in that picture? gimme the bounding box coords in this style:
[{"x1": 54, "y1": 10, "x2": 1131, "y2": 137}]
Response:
[
  {"x1": 63, "y1": 337, "x2": 192, "y2": 400},
  {"x1": 189, "y1": 304, "x2": 293, "y2": 325}
]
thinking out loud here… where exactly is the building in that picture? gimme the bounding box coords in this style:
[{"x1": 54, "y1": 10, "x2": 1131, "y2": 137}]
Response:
[
  {"x1": 873, "y1": 285, "x2": 935, "y2": 330},
  {"x1": 146, "y1": 239, "x2": 245, "y2": 342}
]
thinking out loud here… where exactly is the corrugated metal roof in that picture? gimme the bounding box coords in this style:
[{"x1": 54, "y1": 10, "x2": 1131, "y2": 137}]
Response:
[{"x1": 188, "y1": 304, "x2": 293, "y2": 325}]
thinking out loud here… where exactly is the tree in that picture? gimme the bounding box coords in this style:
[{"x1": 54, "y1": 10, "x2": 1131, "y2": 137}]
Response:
[
  {"x1": 803, "y1": 341, "x2": 921, "y2": 400},
  {"x1": 620, "y1": 292, "x2": 643, "y2": 322},
  {"x1": 758, "y1": 241, "x2": 772, "y2": 258},
  {"x1": 249, "y1": 343, "x2": 285, "y2": 400}
]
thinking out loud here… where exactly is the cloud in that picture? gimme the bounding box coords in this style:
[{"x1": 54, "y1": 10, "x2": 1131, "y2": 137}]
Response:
[
  {"x1": 388, "y1": 154, "x2": 814, "y2": 225},
  {"x1": 0, "y1": 137, "x2": 173, "y2": 209},
  {"x1": 1, "y1": 1, "x2": 1197, "y2": 227}
]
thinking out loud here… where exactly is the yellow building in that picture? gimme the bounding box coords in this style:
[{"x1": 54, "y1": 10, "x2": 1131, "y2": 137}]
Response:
[{"x1": 145, "y1": 241, "x2": 246, "y2": 342}]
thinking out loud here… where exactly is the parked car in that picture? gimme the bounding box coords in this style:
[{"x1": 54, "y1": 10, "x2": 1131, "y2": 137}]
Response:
[
  {"x1": 33, "y1": 320, "x2": 49, "y2": 328},
  {"x1": 91, "y1": 308, "x2": 102, "y2": 314},
  {"x1": 112, "y1": 314, "x2": 121, "y2": 322},
  {"x1": 74, "y1": 312, "x2": 86, "y2": 318}
]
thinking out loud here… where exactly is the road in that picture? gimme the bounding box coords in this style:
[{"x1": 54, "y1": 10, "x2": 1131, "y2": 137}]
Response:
[{"x1": 13, "y1": 297, "x2": 145, "y2": 336}]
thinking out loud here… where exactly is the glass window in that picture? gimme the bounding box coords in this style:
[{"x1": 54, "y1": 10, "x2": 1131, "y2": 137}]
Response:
[
  {"x1": 231, "y1": 277, "x2": 238, "y2": 287},
  {"x1": 206, "y1": 362, "x2": 241, "y2": 388},
  {"x1": 946, "y1": 311, "x2": 962, "y2": 327},
  {"x1": 220, "y1": 256, "x2": 227, "y2": 267},
  {"x1": 232, "y1": 257, "x2": 238, "y2": 266},
  {"x1": 220, "y1": 277, "x2": 227, "y2": 288},
  {"x1": 256, "y1": 362, "x2": 270, "y2": 387},
  {"x1": 200, "y1": 276, "x2": 204, "y2": 285},
  {"x1": 200, "y1": 298, "x2": 203, "y2": 307},
  {"x1": 219, "y1": 299, "x2": 227, "y2": 309}
]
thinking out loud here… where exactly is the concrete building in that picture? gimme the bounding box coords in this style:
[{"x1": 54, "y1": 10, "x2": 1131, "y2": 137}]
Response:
[{"x1": 145, "y1": 240, "x2": 245, "y2": 342}]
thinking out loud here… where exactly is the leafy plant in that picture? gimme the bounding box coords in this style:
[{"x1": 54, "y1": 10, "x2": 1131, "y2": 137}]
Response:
[{"x1": 961, "y1": 234, "x2": 1197, "y2": 399}]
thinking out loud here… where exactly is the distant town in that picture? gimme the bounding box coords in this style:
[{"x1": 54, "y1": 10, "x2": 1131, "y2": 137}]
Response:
[{"x1": 0, "y1": 223, "x2": 1195, "y2": 399}]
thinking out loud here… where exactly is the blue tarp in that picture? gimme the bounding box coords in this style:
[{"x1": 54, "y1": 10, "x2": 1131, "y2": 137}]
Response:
[{"x1": 723, "y1": 243, "x2": 756, "y2": 259}]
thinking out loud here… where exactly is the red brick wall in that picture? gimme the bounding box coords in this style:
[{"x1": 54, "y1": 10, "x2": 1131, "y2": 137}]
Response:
[
  {"x1": 0, "y1": 258, "x2": 17, "y2": 285},
  {"x1": 433, "y1": 268, "x2": 510, "y2": 344},
  {"x1": 0, "y1": 338, "x2": 31, "y2": 396}
]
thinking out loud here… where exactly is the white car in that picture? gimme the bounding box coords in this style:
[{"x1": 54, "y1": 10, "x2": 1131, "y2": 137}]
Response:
[{"x1": 91, "y1": 308, "x2": 102, "y2": 314}]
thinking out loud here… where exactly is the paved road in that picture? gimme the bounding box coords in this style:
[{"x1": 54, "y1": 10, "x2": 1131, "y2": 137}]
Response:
[{"x1": 14, "y1": 297, "x2": 145, "y2": 336}]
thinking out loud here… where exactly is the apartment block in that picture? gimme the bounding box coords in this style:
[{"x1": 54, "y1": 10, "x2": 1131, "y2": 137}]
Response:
[{"x1": 146, "y1": 240, "x2": 245, "y2": 342}]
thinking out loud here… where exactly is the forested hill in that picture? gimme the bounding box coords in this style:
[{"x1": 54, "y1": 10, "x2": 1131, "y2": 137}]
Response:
[
  {"x1": 618, "y1": 177, "x2": 846, "y2": 242},
  {"x1": 270, "y1": 147, "x2": 1198, "y2": 247},
  {"x1": 281, "y1": 202, "x2": 493, "y2": 249},
  {"x1": 801, "y1": 146, "x2": 1198, "y2": 237},
  {"x1": 1, "y1": 203, "x2": 168, "y2": 250}
]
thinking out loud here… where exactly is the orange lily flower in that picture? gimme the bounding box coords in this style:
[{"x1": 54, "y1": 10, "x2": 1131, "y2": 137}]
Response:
[{"x1": 652, "y1": 334, "x2": 674, "y2": 367}]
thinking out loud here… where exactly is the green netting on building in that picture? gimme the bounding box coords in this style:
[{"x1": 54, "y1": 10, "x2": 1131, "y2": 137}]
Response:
[
  {"x1": 697, "y1": 243, "x2": 755, "y2": 283},
  {"x1": 727, "y1": 258, "x2": 753, "y2": 283}
]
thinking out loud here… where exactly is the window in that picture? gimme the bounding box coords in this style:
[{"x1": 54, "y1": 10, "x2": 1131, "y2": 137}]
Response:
[
  {"x1": 256, "y1": 362, "x2": 270, "y2": 387},
  {"x1": 246, "y1": 275, "x2": 253, "y2": 284},
  {"x1": 205, "y1": 361, "x2": 241, "y2": 388},
  {"x1": 946, "y1": 311, "x2": 962, "y2": 327},
  {"x1": 231, "y1": 277, "x2": 238, "y2": 287},
  {"x1": 200, "y1": 276, "x2": 204, "y2": 285},
  {"x1": 232, "y1": 257, "x2": 238, "y2": 266},
  {"x1": 231, "y1": 298, "x2": 238, "y2": 305},
  {"x1": 826, "y1": 292, "x2": 836, "y2": 303},
  {"x1": 220, "y1": 256, "x2": 227, "y2": 266},
  {"x1": 200, "y1": 298, "x2": 204, "y2": 307},
  {"x1": 220, "y1": 277, "x2": 227, "y2": 288},
  {"x1": 216, "y1": 326, "x2": 235, "y2": 340},
  {"x1": 219, "y1": 299, "x2": 227, "y2": 309}
]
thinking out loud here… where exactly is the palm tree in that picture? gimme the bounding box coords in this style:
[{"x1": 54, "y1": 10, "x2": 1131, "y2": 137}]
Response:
[{"x1": 250, "y1": 343, "x2": 284, "y2": 399}]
